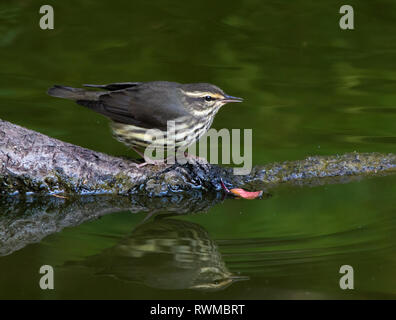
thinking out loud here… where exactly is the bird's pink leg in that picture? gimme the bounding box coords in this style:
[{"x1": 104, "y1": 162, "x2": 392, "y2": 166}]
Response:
[{"x1": 132, "y1": 147, "x2": 166, "y2": 167}]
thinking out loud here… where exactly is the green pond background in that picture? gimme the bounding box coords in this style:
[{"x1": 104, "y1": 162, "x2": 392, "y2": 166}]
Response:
[{"x1": 2, "y1": 0, "x2": 396, "y2": 299}]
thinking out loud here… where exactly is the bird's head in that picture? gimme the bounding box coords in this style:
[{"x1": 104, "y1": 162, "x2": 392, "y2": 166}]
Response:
[{"x1": 179, "y1": 83, "x2": 243, "y2": 117}]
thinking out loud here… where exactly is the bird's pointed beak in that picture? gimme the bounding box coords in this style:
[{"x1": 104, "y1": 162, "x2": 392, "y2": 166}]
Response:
[{"x1": 222, "y1": 95, "x2": 244, "y2": 103}]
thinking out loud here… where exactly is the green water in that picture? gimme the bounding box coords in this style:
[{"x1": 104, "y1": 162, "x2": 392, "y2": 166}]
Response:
[{"x1": 2, "y1": 0, "x2": 396, "y2": 299}]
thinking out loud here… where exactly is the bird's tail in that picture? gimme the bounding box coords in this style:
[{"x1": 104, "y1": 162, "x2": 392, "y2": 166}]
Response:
[{"x1": 47, "y1": 85, "x2": 101, "y2": 101}]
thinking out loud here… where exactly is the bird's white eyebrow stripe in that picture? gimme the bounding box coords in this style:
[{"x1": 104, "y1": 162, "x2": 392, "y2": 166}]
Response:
[{"x1": 181, "y1": 90, "x2": 224, "y2": 99}]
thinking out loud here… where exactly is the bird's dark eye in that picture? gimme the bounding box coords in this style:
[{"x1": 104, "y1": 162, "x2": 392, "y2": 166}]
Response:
[{"x1": 204, "y1": 96, "x2": 213, "y2": 102}]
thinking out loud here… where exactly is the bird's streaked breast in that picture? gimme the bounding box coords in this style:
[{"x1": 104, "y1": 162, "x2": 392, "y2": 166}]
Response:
[{"x1": 111, "y1": 115, "x2": 215, "y2": 149}]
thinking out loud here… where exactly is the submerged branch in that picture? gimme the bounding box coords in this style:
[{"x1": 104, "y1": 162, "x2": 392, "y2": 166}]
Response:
[{"x1": 1, "y1": 119, "x2": 396, "y2": 196}]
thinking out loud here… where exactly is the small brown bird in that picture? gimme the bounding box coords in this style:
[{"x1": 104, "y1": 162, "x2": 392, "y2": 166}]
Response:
[{"x1": 48, "y1": 81, "x2": 243, "y2": 165}]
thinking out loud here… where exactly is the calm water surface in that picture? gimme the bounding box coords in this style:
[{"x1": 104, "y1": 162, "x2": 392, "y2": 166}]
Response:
[{"x1": 1, "y1": 0, "x2": 396, "y2": 299}]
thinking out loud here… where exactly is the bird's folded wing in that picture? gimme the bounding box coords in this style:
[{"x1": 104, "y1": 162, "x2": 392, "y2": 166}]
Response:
[{"x1": 81, "y1": 88, "x2": 191, "y2": 130}]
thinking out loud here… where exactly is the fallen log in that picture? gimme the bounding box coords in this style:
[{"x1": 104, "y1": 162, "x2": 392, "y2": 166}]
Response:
[
  {"x1": 2, "y1": 118, "x2": 396, "y2": 256},
  {"x1": 1, "y1": 118, "x2": 396, "y2": 196}
]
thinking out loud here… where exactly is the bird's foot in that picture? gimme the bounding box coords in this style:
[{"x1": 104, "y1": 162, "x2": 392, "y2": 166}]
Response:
[
  {"x1": 131, "y1": 146, "x2": 168, "y2": 168},
  {"x1": 136, "y1": 157, "x2": 167, "y2": 168},
  {"x1": 131, "y1": 147, "x2": 208, "y2": 168}
]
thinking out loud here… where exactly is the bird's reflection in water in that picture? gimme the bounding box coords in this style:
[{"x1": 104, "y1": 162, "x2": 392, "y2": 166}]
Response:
[{"x1": 68, "y1": 217, "x2": 248, "y2": 291}]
